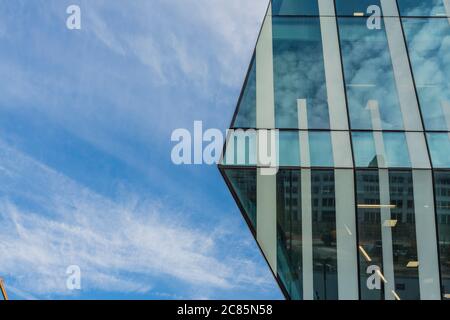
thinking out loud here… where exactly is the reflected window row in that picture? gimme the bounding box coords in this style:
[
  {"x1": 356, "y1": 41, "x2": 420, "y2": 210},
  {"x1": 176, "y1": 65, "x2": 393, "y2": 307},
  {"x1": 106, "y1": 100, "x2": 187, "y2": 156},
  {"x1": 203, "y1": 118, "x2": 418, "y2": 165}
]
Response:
[
  {"x1": 222, "y1": 130, "x2": 450, "y2": 169},
  {"x1": 272, "y1": 0, "x2": 450, "y2": 17},
  {"x1": 222, "y1": 167, "x2": 450, "y2": 299}
]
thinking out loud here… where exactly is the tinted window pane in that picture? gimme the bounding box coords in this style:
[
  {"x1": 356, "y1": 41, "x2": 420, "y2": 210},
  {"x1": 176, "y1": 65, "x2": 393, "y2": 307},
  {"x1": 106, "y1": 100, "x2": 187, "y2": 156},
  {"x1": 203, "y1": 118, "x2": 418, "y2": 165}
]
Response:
[
  {"x1": 388, "y1": 171, "x2": 420, "y2": 300},
  {"x1": 397, "y1": 0, "x2": 449, "y2": 17},
  {"x1": 272, "y1": 0, "x2": 319, "y2": 16},
  {"x1": 383, "y1": 132, "x2": 411, "y2": 168},
  {"x1": 352, "y1": 132, "x2": 378, "y2": 167},
  {"x1": 277, "y1": 170, "x2": 302, "y2": 299},
  {"x1": 335, "y1": 0, "x2": 383, "y2": 16},
  {"x1": 279, "y1": 131, "x2": 300, "y2": 166},
  {"x1": 338, "y1": 17, "x2": 404, "y2": 130},
  {"x1": 233, "y1": 57, "x2": 256, "y2": 128},
  {"x1": 312, "y1": 170, "x2": 338, "y2": 300},
  {"x1": 356, "y1": 170, "x2": 420, "y2": 300},
  {"x1": 427, "y1": 133, "x2": 450, "y2": 168},
  {"x1": 402, "y1": 18, "x2": 450, "y2": 130},
  {"x1": 435, "y1": 171, "x2": 450, "y2": 299},
  {"x1": 352, "y1": 132, "x2": 411, "y2": 168},
  {"x1": 356, "y1": 170, "x2": 384, "y2": 300},
  {"x1": 309, "y1": 132, "x2": 334, "y2": 167},
  {"x1": 273, "y1": 17, "x2": 331, "y2": 129},
  {"x1": 224, "y1": 169, "x2": 257, "y2": 229}
]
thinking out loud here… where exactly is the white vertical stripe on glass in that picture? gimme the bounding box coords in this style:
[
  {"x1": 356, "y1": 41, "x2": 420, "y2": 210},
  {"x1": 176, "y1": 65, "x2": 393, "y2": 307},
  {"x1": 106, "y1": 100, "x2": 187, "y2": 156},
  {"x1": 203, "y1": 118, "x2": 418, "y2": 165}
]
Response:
[
  {"x1": 368, "y1": 101, "x2": 387, "y2": 168},
  {"x1": 332, "y1": 132, "x2": 353, "y2": 168},
  {"x1": 257, "y1": 169, "x2": 277, "y2": 274},
  {"x1": 412, "y1": 170, "x2": 441, "y2": 300},
  {"x1": 379, "y1": 169, "x2": 396, "y2": 300},
  {"x1": 301, "y1": 169, "x2": 314, "y2": 300},
  {"x1": 256, "y1": 6, "x2": 275, "y2": 129},
  {"x1": 335, "y1": 169, "x2": 359, "y2": 300},
  {"x1": 380, "y1": 0, "x2": 423, "y2": 131},
  {"x1": 406, "y1": 132, "x2": 431, "y2": 169},
  {"x1": 298, "y1": 99, "x2": 311, "y2": 167},
  {"x1": 318, "y1": 0, "x2": 349, "y2": 130}
]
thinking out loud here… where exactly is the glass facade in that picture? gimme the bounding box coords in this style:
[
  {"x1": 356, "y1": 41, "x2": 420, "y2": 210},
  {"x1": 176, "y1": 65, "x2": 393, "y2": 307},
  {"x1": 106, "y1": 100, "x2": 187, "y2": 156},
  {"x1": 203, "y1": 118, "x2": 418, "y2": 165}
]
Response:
[{"x1": 220, "y1": 0, "x2": 449, "y2": 300}]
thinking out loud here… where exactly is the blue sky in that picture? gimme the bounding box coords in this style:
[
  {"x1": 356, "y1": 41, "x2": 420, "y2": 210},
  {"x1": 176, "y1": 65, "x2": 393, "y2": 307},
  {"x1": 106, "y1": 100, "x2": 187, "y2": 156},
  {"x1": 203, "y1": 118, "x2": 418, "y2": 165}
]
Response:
[{"x1": 0, "y1": 0, "x2": 283, "y2": 299}]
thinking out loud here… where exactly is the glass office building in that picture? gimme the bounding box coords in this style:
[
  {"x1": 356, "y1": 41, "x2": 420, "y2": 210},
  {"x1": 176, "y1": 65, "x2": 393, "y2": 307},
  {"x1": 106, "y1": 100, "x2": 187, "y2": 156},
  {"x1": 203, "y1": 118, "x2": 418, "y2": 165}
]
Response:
[{"x1": 219, "y1": 0, "x2": 450, "y2": 300}]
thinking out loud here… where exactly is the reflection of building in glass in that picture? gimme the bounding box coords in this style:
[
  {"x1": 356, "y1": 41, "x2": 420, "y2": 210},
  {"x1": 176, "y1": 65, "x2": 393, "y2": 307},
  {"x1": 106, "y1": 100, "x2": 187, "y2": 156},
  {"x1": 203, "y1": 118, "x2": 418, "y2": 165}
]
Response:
[{"x1": 219, "y1": 0, "x2": 450, "y2": 300}]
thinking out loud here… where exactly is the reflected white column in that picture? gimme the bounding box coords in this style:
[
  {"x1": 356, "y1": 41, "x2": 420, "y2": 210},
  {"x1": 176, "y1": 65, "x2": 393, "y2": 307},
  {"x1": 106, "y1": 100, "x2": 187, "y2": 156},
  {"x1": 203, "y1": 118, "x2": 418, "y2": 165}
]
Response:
[
  {"x1": 298, "y1": 99, "x2": 310, "y2": 167},
  {"x1": 335, "y1": 169, "x2": 359, "y2": 299},
  {"x1": 297, "y1": 98, "x2": 314, "y2": 299},
  {"x1": 380, "y1": 0, "x2": 423, "y2": 131},
  {"x1": 379, "y1": 169, "x2": 396, "y2": 300},
  {"x1": 301, "y1": 169, "x2": 314, "y2": 300},
  {"x1": 412, "y1": 170, "x2": 441, "y2": 300},
  {"x1": 406, "y1": 132, "x2": 431, "y2": 169},
  {"x1": 318, "y1": 0, "x2": 349, "y2": 130}
]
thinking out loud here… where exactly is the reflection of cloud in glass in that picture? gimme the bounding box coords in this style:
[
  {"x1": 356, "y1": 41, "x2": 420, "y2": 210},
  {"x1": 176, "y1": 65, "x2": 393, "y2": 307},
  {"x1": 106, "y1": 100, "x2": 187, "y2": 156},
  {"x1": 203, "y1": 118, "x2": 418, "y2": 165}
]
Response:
[
  {"x1": 403, "y1": 18, "x2": 450, "y2": 130},
  {"x1": 397, "y1": 0, "x2": 448, "y2": 17},
  {"x1": 273, "y1": 17, "x2": 331, "y2": 129},
  {"x1": 427, "y1": 133, "x2": 450, "y2": 168},
  {"x1": 338, "y1": 18, "x2": 404, "y2": 130}
]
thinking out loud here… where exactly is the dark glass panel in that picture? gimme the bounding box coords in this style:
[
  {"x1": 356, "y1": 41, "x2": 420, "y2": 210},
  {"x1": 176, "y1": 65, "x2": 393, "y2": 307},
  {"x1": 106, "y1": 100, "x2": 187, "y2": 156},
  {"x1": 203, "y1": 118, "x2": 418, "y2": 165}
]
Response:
[
  {"x1": 311, "y1": 170, "x2": 338, "y2": 300},
  {"x1": 389, "y1": 171, "x2": 420, "y2": 300},
  {"x1": 232, "y1": 56, "x2": 256, "y2": 128},
  {"x1": 338, "y1": 17, "x2": 404, "y2": 130},
  {"x1": 223, "y1": 169, "x2": 257, "y2": 229},
  {"x1": 277, "y1": 170, "x2": 302, "y2": 299},
  {"x1": 356, "y1": 170, "x2": 384, "y2": 300},
  {"x1": 434, "y1": 171, "x2": 450, "y2": 299},
  {"x1": 272, "y1": 0, "x2": 319, "y2": 16},
  {"x1": 402, "y1": 18, "x2": 450, "y2": 130}
]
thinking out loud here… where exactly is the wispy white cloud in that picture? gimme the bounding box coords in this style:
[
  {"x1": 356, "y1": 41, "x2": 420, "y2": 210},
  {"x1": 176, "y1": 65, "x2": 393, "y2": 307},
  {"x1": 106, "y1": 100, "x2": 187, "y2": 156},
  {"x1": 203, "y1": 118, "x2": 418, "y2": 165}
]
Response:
[{"x1": 0, "y1": 140, "x2": 273, "y2": 298}]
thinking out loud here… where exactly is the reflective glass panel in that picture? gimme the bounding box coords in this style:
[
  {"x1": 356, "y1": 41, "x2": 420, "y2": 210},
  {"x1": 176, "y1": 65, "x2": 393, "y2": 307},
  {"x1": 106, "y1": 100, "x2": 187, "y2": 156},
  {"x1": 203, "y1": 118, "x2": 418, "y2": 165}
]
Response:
[
  {"x1": 402, "y1": 18, "x2": 450, "y2": 130},
  {"x1": 338, "y1": 17, "x2": 404, "y2": 130},
  {"x1": 232, "y1": 56, "x2": 256, "y2": 128},
  {"x1": 272, "y1": 0, "x2": 319, "y2": 16},
  {"x1": 309, "y1": 132, "x2": 334, "y2": 167},
  {"x1": 356, "y1": 170, "x2": 420, "y2": 300},
  {"x1": 435, "y1": 171, "x2": 450, "y2": 299},
  {"x1": 279, "y1": 131, "x2": 300, "y2": 166},
  {"x1": 273, "y1": 17, "x2": 331, "y2": 129},
  {"x1": 352, "y1": 132, "x2": 411, "y2": 168},
  {"x1": 223, "y1": 169, "x2": 257, "y2": 229},
  {"x1": 388, "y1": 171, "x2": 420, "y2": 300},
  {"x1": 356, "y1": 170, "x2": 384, "y2": 300},
  {"x1": 427, "y1": 133, "x2": 450, "y2": 168},
  {"x1": 397, "y1": 0, "x2": 450, "y2": 17},
  {"x1": 222, "y1": 130, "x2": 256, "y2": 166},
  {"x1": 335, "y1": 0, "x2": 383, "y2": 17},
  {"x1": 277, "y1": 170, "x2": 303, "y2": 299}
]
